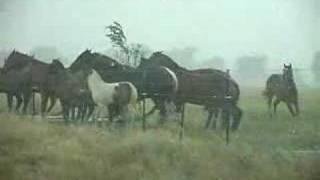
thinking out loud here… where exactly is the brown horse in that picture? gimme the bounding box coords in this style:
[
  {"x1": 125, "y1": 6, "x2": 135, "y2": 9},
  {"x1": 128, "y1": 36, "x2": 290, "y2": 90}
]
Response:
[
  {"x1": 139, "y1": 52, "x2": 242, "y2": 131},
  {"x1": 263, "y1": 64, "x2": 299, "y2": 117},
  {"x1": 4, "y1": 50, "x2": 57, "y2": 115}
]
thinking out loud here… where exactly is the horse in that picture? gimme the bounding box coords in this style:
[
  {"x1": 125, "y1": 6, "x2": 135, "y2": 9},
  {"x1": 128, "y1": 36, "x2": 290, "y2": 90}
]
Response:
[
  {"x1": 0, "y1": 67, "x2": 32, "y2": 113},
  {"x1": 70, "y1": 49, "x2": 178, "y2": 123},
  {"x1": 47, "y1": 59, "x2": 95, "y2": 123},
  {"x1": 87, "y1": 69, "x2": 138, "y2": 123},
  {"x1": 139, "y1": 51, "x2": 242, "y2": 131},
  {"x1": 4, "y1": 50, "x2": 57, "y2": 115},
  {"x1": 263, "y1": 64, "x2": 300, "y2": 117}
]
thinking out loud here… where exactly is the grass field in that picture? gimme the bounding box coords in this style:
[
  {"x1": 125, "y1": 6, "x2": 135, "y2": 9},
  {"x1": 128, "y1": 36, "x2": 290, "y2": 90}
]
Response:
[{"x1": 0, "y1": 87, "x2": 319, "y2": 180}]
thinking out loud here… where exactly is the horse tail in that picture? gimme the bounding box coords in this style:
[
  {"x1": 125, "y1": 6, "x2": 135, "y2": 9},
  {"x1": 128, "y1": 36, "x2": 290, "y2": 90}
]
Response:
[
  {"x1": 128, "y1": 82, "x2": 138, "y2": 105},
  {"x1": 262, "y1": 82, "x2": 273, "y2": 99},
  {"x1": 232, "y1": 79, "x2": 240, "y2": 103}
]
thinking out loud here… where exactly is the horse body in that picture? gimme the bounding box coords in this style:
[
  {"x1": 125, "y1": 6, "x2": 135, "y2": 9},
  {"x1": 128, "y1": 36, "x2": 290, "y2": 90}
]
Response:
[
  {"x1": 139, "y1": 52, "x2": 242, "y2": 130},
  {"x1": 87, "y1": 69, "x2": 137, "y2": 122},
  {"x1": 264, "y1": 64, "x2": 299, "y2": 116}
]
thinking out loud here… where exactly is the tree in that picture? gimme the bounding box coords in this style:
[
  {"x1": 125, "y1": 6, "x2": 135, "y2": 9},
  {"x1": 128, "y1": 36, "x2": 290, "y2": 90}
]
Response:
[{"x1": 105, "y1": 21, "x2": 149, "y2": 67}]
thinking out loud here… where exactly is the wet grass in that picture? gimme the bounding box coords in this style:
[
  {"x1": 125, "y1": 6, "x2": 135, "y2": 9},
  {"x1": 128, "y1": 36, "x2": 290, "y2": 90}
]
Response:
[{"x1": 0, "y1": 88, "x2": 319, "y2": 180}]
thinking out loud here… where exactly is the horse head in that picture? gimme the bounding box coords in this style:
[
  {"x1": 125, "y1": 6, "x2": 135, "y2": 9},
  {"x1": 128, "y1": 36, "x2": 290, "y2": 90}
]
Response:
[
  {"x1": 283, "y1": 63, "x2": 294, "y2": 82},
  {"x1": 140, "y1": 51, "x2": 182, "y2": 71}
]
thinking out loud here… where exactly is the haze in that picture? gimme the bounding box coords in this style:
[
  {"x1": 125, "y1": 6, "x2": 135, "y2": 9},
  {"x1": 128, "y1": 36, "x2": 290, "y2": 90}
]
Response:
[{"x1": 0, "y1": 0, "x2": 319, "y2": 68}]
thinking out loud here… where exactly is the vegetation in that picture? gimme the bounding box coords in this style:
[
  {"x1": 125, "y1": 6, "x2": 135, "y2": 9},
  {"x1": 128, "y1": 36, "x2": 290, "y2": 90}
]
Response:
[
  {"x1": 0, "y1": 88, "x2": 319, "y2": 180},
  {"x1": 105, "y1": 22, "x2": 149, "y2": 66}
]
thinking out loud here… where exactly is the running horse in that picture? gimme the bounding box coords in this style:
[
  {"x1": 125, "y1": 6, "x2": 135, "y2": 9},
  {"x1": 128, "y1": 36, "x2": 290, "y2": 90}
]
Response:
[{"x1": 263, "y1": 64, "x2": 300, "y2": 117}]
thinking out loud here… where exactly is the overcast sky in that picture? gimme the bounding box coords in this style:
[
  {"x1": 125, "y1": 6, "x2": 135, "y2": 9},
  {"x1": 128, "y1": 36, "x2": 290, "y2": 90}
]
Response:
[{"x1": 0, "y1": 0, "x2": 319, "y2": 68}]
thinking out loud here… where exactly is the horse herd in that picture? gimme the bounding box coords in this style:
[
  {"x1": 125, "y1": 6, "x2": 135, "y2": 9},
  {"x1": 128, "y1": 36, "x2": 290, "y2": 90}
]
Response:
[{"x1": 0, "y1": 49, "x2": 299, "y2": 135}]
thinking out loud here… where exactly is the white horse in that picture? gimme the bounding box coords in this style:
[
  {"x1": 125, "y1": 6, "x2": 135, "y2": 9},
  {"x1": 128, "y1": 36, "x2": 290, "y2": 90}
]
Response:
[{"x1": 87, "y1": 69, "x2": 138, "y2": 123}]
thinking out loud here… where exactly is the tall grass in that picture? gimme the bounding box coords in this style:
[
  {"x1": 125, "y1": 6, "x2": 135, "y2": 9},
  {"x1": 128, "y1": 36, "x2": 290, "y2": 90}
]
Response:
[{"x1": 0, "y1": 88, "x2": 319, "y2": 180}]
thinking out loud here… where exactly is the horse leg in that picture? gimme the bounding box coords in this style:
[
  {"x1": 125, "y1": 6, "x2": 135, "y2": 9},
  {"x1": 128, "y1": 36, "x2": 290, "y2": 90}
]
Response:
[
  {"x1": 70, "y1": 105, "x2": 76, "y2": 122},
  {"x1": 273, "y1": 98, "x2": 281, "y2": 115},
  {"x1": 40, "y1": 92, "x2": 49, "y2": 117},
  {"x1": 211, "y1": 108, "x2": 220, "y2": 130},
  {"x1": 15, "y1": 94, "x2": 23, "y2": 113},
  {"x1": 159, "y1": 101, "x2": 167, "y2": 124},
  {"x1": 22, "y1": 91, "x2": 32, "y2": 114},
  {"x1": 293, "y1": 100, "x2": 300, "y2": 116},
  {"x1": 205, "y1": 109, "x2": 213, "y2": 129},
  {"x1": 7, "y1": 93, "x2": 13, "y2": 112},
  {"x1": 231, "y1": 105, "x2": 243, "y2": 131},
  {"x1": 46, "y1": 95, "x2": 57, "y2": 113},
  {"x1": 145, "y1": 104, "x2": 158, "y2": 117},
  {"x1": 286, "y1": 102, "x2": 295, "y2": 117},
  {"x1": 267, "y1": 95, "x2": 273, "y2": 117},
  {"x1": 87, "y1": 103, "x2": 95, "y2": 122},
  {"x1": 108, "y1": 105, "x2": 114, "y2": 123},
  {"x1": 61, "y1": 101, "x2": 70, "y2": 125}
]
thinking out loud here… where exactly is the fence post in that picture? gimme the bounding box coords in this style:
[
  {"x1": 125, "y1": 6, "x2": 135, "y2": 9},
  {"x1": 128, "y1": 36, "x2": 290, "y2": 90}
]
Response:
[
  {"x1": 142, "y1": 95, "x2": 146, "y2": 131},
  {"x1": 225, "y1": 69, "x2": 231, "y2": 144},
  {"x1": 179, "y1": 103, "x2": 185, "y2": 141},
  {"x1": 32, "y1": 88, "x2": 36, "y2": 116}
]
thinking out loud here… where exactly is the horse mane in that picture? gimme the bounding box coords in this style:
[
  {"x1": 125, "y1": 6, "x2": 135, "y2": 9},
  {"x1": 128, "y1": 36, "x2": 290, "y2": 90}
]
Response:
[
  {"x1": 70, "y1": 50, "x2": 129, "y2": 72},
  {"x1": 148, "y1": 51, "x2": 187, "y2": 71},
  {"x1": 5, "y1": 50, "x2": 47, "y2": 70},
  {"x1": 69, "y1": 49, "x2": 92, "y2": 71}
]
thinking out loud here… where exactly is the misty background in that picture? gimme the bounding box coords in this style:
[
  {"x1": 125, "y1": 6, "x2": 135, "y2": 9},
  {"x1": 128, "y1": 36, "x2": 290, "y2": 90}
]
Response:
[{"x1": 0, "y1": 0, "x2": 319, "y2": 86}]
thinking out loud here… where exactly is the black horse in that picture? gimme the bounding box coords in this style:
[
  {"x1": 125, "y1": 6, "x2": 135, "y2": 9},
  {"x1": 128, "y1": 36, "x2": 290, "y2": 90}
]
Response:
[
  {"x1": 139, "y1": 51, "x2": 242, "y2": 131},
  {"x1": 70, "y1": 49, "x2": 178, "y2": 123},
  {"x1": 263, "y1": 64, "x2": 299, "y2": 117},
  {"x1": 47, "y1": 59, "x2": 95, "y2": 123}
]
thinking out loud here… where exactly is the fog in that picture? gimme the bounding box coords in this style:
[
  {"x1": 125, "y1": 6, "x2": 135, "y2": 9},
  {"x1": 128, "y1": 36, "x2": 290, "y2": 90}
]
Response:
[{"x1": 0, "y1": 0, "x2": 319, "y2": 70}]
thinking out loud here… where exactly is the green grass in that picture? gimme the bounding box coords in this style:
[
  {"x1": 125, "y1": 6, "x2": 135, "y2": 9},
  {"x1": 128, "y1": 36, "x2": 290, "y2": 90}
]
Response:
[{"x1": 0, "y1": 88, "x2": 319, "y2": 180}]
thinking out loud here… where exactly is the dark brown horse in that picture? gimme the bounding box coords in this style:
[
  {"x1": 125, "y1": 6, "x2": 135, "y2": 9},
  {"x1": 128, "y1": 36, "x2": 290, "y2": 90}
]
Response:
[
  {"x1": 70, "y1": 50, "x2": 178, "y2": 122},
  {"x1": 0, "y1": 66, "x2": 32, "y2": 113},
  {"x1": 4, "y1": 50, "x2": 57, "y2": 115},
  {"x1": 263, "y1": 64, "x2": 299, "y2": 117},
  {"x1": 47, "y1": 59, "x2": 95, "y2": 123},
  {"x1": 139, "y1": 52, "x2": 242, "y2": 131}
]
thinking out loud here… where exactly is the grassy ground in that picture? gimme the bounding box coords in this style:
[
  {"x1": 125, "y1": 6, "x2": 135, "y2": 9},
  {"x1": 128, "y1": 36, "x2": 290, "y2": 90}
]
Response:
[{"x1": 0, "y1": 88, "x2": 319, "y2": 180}]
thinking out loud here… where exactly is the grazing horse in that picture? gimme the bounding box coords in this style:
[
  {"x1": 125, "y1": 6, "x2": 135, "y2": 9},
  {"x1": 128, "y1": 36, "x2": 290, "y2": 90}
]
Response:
[
  {"x1": 3, "y1": 50, "x2": 57, "y2": 115},
  {"x1": 47, "y1": 59, "x2": 95, "y2": 123},
  {"x1": 70, "y1": 49, "x2": 178, "y2": 122},
  {"x1": 263, "y1": 64, "x2": 299, "y2": 117},
  {"x1": 87, "y1": 69, "x2": 138, "y2": 122},
  {"x1": 139, "y1": 51, "x2": 242, "y2": 131}
]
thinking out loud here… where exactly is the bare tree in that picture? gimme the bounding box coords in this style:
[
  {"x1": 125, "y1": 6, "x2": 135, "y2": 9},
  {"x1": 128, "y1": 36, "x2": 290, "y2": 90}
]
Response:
[{"x1": 105, "y1": 21, "x2": 149, "y2": 66}]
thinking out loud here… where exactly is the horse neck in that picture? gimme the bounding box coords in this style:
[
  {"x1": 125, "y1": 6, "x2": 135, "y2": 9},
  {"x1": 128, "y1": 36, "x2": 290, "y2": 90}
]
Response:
[{"x1": 88, "y1": 72, "x2": 112, "y2": 89}]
